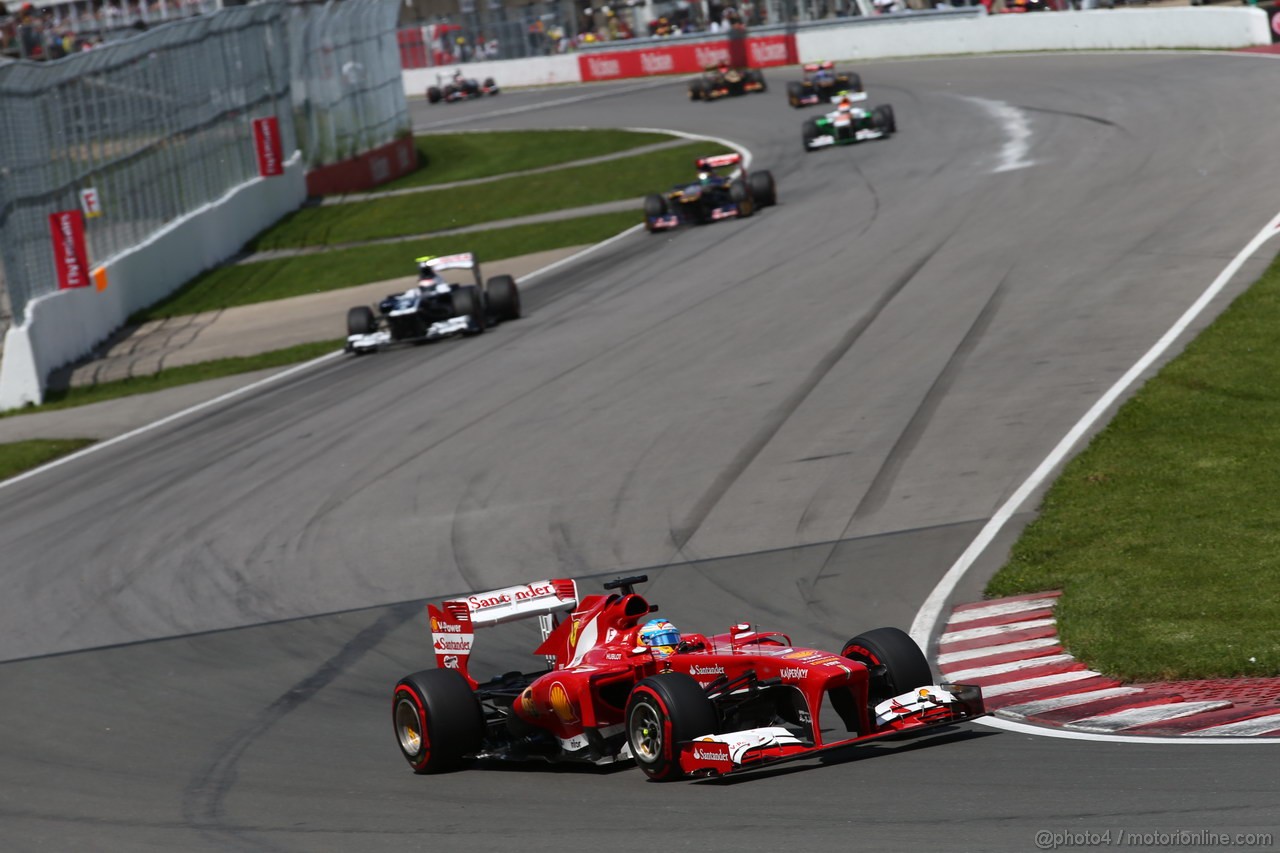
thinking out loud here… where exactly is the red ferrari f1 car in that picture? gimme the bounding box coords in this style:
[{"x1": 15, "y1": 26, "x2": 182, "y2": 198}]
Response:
[{"x1": 392, "y1": 575, "x2": 985, "y2": 781}]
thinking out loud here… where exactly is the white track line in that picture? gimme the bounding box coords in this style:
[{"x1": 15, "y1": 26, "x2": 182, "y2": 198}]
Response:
[
  {"x1": 911, "y1": 212, "x2": 1280, "y2": 650},
  {"x1": 938, "y1": 618, "x2": 1057, "y2": 644},
  {"x1": 937, "y1": 636, "x2": 1060, "y2": 666},
  {"x1": 945, "y1": 653, "x2": 1076, "y2": 683},
  {"x1": 995, "y1": 687, "x2": 1143, "y2": 717},
  {"x1": 978, "y1": 714, "x2": 1280, "y2": 744},
  {"x1": 1067, "y1": 701, "x2": 1233, "y2": 733},
  {"x1": 947, "y1": 596, "x2": 1059, "y2": 624},
  {"x1": 1186, "y1": 713, "x2": 1280, "y2": 737},
  {"x1": 982, "y1": 669, "x2": 1102, "y2": 698}
]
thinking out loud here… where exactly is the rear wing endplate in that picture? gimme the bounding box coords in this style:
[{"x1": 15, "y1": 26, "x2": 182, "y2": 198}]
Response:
[{"x1": 427, "y1": 579, "x2": 579, "y2": 687}]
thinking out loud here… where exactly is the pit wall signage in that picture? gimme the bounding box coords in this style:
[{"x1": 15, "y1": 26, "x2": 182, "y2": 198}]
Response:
[
  {"x1": 252, "y1": 116, "x2": 284, "y2": 178},
  {"x1": 49, "y1": 210, "x2": 89, "y2": 290},
  {"x1": 577, "y1": 34, "x2": 797, "y2": 82}
]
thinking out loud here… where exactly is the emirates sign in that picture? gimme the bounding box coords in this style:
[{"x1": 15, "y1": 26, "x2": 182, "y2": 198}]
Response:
[{"x1": 49, "y1": 210, "x2": 89, "y2": 290}]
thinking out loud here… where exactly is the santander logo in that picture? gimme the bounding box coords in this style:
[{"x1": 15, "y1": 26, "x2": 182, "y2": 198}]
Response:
[{"x1": 693, "y1": 746, "x2": 730, "y2": 762}]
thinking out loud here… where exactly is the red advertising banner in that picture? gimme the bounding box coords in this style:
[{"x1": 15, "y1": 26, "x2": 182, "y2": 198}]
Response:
[
  {"x1": 49, "y1": 210, "x2": 90, "y2": 290},
  {"x1": 577, "y1": 34, "x2": 797, "y2": 82},
  {"x1": 253, "y1": 116, "x2": 284, "y2": 177}
]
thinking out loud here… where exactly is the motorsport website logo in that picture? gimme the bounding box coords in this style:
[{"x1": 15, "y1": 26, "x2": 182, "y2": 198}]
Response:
[{"x1": 1035, "y1": 829, "x2": 1272, "y2": 850}]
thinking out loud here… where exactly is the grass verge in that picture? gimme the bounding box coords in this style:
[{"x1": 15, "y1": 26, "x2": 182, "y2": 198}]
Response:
[
  {"x1": 383, "y1": 129, "x2": 676, "y2": 192},
  {"x1": 987, "y1": 256, "x2": 1280, "y2": 680},
  {"x1": 135, "y1": 210, "x2": 639, "y2": 320},
  {"x1": 1, "y1": 339, "x2": 344, "y2": 419},
  {"x1": 250, "y1": 141, "x2": 729, "y2": 250},
  {"x1": 0, "y1": 439, "x2": 95, "y2": 480}
]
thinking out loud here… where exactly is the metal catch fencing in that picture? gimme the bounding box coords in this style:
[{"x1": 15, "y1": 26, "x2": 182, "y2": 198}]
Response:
[
  {"x1": 0, "y1": 0, "x2": 408, "y2": 335},
  {"x1": 288, "y1": 0, "x2": 409, "y2": 168}
]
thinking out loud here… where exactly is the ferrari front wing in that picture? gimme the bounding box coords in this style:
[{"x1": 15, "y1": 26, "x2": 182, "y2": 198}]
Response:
[{"x1": 678, "y1": 683, "x2": 985, "y2": 778}]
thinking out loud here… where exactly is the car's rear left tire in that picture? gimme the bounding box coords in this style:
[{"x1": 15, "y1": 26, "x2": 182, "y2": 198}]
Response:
[
  {"x1": 347, "y1": 306, "x2": 376, "y2": 336},
  {"x1": 747, "y1": 69, "x2": 766, "y2": 91},
  {"x1": 802, "y1": 118, "x2": 820, "y2": 152},
  {"x1": 626, "y1": 673, "x2": 718, "y2": 782},
  {"x1": 486, "y1": 274, "x2": 521, "y2": 322},
  {"x1": 393, "y1": 669, "x2": 484, "y2": 774},
  {"x1": 842, "y1": 627, "x2": 933, "y2": 706},
  {"x1": 846, "y1": 72, "x2": 863, "y2": 93},
  {"x1": 873, "y1": 104, "x2": 896, "y2": 135},
  {"x1": 426, "y1": 86, "x2": 442, "y2": 104},
  {"x1": 688, "y1": 79, "x2": 706, "y2": 100}
]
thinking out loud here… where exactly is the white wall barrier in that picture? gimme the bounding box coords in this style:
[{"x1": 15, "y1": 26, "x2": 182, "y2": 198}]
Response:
[
  {"x1": 403, "y1": 54, "x2": 582, "y2": 94},
  {"x1": 796, "y1": 7, "x2": 1269, "y2": 61},
  {"x1": 0, "y1": 153, "x2": 307, "y2": 411},
  {"x1": 400, "y1": 8, "x2": 1268, "y2": 102}
]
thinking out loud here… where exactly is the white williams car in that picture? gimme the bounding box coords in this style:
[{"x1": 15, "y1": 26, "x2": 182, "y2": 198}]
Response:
[{"x1": 345, "y1": 252, "x2": 521, "y2": 354}]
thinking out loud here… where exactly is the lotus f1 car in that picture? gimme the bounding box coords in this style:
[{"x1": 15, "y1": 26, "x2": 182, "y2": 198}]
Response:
[
  {"x1": 427, "y1": 69, "x2": 499, "y2": 104},
  {"x1": 643, "y1": 152, "x2": 777, "y2": 233},
  {"x1": 689, "y1": 63, "x2": 766, "y2": 101},
  {"x1": 345, "y1": 252, "x2": 521, "y2": 353},
  {"x1": 392, "y1": 574, "x2": 986, "y2": 782},
  {"x1": 802, "y1": 91, "x2": 896, "y2": 152},
  {"x1": 786, "y1": 61, "x2": 863, "y2": 108}
]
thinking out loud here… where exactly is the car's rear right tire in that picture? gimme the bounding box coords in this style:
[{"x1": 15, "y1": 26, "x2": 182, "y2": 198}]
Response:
[
  {"x1": 802, "y1": 118, "x2": 820, "y2": 152},
  {"x1": 347, "y1": 305, "x2": 376, "y2": 336},
  {"x1": 873, "y1": 104, "x2": 896, "y2": 135},
  {"x1": 486, "y1": 274, "x2": 521, "y2": 322},
  {"x1": 393, "y1": 669, "x2": 484, "y2": 774},
  {"x1": 846, "y1": 72, "x2": 863, "y2": 93},
  {"x1": 730, "y1": 180, "x2": 753, "y2": 217},
  {"x1": 626, "y1": 673, "x2": 718, "y2": 782},
  {"x1": 748, "y1": 170, "x2": 777, "y2": 207},
  {"x1": 786, "y1": 81, "x2": 805, "y2": 107},
  {"x1": 688, "y1": 79, "x2": 706, "y2": 100},
  {"x1": 842, "y1": 627, "x2": 933, "y2": 706},
  {"x1": 452, "y1": 285, "x2": 486, "y2": 335}
]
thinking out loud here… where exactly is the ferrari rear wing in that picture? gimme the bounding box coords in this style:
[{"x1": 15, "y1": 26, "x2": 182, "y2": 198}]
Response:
[{"x1": 427, "y1": 579, "x2": 579, "y2": 687}]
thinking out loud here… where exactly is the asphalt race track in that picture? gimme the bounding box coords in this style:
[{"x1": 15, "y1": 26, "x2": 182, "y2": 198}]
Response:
[{"x1": 3, "y1": 54, "x2": 1280, "y2": 851}]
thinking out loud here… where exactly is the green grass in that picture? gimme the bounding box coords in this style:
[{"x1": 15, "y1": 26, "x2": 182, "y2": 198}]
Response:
[
  {"x1": 250, "y1": 141, "x2": 730, "y2": 250},
  {"x1": 134, "y1": 210, "x2": 640, "y2": 320},
  {"x1": 381, "y1": 129, "x2": 676, "y2": 192},
  {"x1": 987, "y1": 255, "x2": 1280, "y2": 681},
  {"x1": 0, "y1": 439, "x2": 96, "y2": 480},
  {"x1": 1, "y1": 339, "x2": 344, "y2": 419}
]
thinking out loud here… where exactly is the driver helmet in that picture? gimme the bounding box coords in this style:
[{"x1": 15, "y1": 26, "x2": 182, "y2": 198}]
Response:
[
  {"x1": 838, "y1": 96, "x2": 852, "y2": 112},
  {"x1": 638, "y1": 618, "x2": 680, "y2": 657},
  {"x1": 417, "y1": 256, "x2": 440, "y2": 281},
  {"x1": 697, "y1": 170, "x2": 713, "y2": 184}
]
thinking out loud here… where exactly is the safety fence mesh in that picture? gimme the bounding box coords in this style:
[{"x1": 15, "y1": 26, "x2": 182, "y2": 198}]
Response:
[{"x1": 0, "y1": 0, "x2": 407, "y2": 333}]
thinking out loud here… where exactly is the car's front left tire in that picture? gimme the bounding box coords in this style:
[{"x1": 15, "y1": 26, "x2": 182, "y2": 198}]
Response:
[{"x1": 626, "y1": 673, "x2": 718, "y2": 782}]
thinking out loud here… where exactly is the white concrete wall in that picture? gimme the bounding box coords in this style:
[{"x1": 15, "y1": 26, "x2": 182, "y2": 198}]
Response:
[
  {"x1": 398, "y1": 8, "x2": 1269, "y2": 102},
  {"x1": 404, "y1": 55, "x2": 582, "y2": 94},
  {"x1": 0, "y1": 153, "x2": 307, "y2": 411},
  {"x1": 797, "y1": 8, "x2": 1269, "y2": 60}
]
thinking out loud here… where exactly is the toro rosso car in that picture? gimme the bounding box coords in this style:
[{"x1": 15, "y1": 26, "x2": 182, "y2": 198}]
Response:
[
  {"x1": 786, "y1": 61, "x2": 863, "y2": 108},
  {"x1": 644, "y1": 152, "x2": 777, "y2": 233},
  {"x1": 345, "y1": 252, "x2": 520, "y2": 353},
  {"x1": 427, "y1": 69, "x2": 499, "y2": 104},
  {"x1": 392, "y1": 575, "x2": 985, "y2": 781},
  {"x1": 803, "y1": 92, "x2": 896, "y2": 152},
  {"x1": 689, "y1": 63, "x2": 766, "y2": 101}
]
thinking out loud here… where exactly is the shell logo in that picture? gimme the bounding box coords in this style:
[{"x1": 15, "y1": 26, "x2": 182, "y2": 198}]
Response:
[
  {"x1": 569, "y1": 619, "x2": 581, "y2": 648},
  {"x1": 549, "y1": 682, "x2": 578, "y2": 724},
  {"x1": 430, "y1": 616, "x2": 439, "y2": 631}
]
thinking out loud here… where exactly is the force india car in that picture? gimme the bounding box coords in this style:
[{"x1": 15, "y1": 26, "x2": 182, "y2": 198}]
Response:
[
  {"x1": 391, "y1": 575, "x2": 986, "y2": 781},
  {"x1": 786, "y1": 61, "x2": 863, "y2": 108},
  {"x1": 689, "y1": 64, "x2": 766, "y2": 100},
  {"x1": 803, "y1": 91, "x2": 897, "y2": 152},
  {"x1": 427, "y1": 70, "x2": 499, "y2": 104},
  {"x1": 644, "y1": 152, "x2": 777, "y2": 233},
  {"x1": 345, "y1": 252, "x2": 520, "y2": 353}
]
